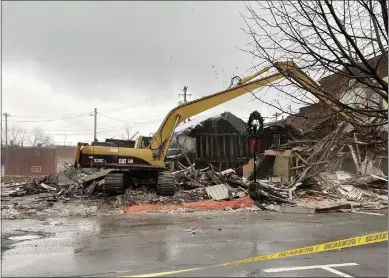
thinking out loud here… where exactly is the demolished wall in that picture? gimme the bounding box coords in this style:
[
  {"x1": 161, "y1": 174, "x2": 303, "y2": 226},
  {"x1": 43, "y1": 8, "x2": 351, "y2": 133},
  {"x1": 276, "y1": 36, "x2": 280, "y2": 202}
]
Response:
[{"x1": 173, "y1": 112, "x2": 253, "y2": 176}]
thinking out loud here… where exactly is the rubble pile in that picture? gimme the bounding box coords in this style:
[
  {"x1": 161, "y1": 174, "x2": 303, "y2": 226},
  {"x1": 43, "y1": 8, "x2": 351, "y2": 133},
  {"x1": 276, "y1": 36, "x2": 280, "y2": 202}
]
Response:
[
  {"x1": 173, "y1": 162, "x2": 247, "y2": 189},
  {"x1": 1, "y1": 164, "x2": 95, "y2": 201},
  {"x1": 253, "y1": 121, "x2": 388, "y2": 212},
  {"x1": 120, "y1": 187, "x2": 208, "y2": 207},
  {"x1": 245, "y1": 171, "x2": 388, "y2": 212},
  {"x1": 1, "y1": 162, "x2": 248, "y2": 210}
]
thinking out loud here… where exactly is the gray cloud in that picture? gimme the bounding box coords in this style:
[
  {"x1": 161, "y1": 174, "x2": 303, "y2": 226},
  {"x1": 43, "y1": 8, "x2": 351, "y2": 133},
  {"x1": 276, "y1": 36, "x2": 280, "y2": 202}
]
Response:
[
  {"x1": 3, "y1": 1, "x2": 294, "y2": 145},
  {"x1": 3, "y1": 1, "x2": 254, "y2": 99}
]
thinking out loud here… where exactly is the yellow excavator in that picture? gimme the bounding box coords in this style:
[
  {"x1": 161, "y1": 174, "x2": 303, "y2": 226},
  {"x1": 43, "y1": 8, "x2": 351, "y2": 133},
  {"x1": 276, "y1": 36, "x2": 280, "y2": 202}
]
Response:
[{"x1": 74, "y1": 61, "x2": 356, "y2": 195}]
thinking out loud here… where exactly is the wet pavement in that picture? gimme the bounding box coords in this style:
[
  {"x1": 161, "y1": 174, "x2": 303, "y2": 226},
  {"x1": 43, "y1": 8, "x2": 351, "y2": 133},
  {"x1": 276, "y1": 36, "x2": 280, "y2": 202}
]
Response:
[{"x1": 1, "y1": 211, "x2": 388, "y2": 277}]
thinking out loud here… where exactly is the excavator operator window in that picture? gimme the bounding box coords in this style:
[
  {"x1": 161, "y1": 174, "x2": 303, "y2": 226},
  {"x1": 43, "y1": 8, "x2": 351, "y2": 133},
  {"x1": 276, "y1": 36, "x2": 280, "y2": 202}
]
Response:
[{"x1": 142, "y1": 137, "x2": 152, "y2": 148}]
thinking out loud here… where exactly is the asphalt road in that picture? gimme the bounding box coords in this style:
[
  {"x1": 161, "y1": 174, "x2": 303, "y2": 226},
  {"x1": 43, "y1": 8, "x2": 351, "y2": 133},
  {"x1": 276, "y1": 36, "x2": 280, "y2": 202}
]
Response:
[{"x1": 1, "y1": 210, "x2": 388, "y2": 277}]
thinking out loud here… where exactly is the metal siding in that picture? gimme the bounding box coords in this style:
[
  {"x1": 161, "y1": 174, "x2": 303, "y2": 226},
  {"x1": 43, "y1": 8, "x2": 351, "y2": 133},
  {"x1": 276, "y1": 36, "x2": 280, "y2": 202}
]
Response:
[
  {"x1": 205, "y1": 184, "x2": 230, "y2": 200},
  {"x1": 3, "y1": 147, "x2": 56, "y2": 177}
]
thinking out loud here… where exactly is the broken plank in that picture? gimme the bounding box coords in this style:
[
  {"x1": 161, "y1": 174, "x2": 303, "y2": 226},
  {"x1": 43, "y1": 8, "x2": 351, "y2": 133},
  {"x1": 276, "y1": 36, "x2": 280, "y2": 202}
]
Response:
[
  {"x1": 294, "y1": 151, "x2": 309, "y2": 165},
  {"x1": 40, "y1": 183, "x2": 57, "y2": 191},
  {"x1": 291, "y1": 160, "x2": 329, "y2": 170},
  {"x1": 265, "y1": 149, "x2": 295, "y2": 157}
]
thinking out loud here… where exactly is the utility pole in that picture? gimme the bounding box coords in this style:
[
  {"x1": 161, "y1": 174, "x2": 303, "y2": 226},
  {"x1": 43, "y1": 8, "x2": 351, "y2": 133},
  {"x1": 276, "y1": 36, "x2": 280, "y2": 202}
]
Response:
[
  {"x1": 178, "y1": 86, "x2": 192, "y2": 123},
  {"x1": 3, "y1": 113, "x2": 9, "y2": 146},
  {"x1": 3, "y1": 113, "x2": 9, "y2": 177},
  {"x1": 272, "y1": 112, "x2": 279, "y2": 122},
  {"x1": 178, "y1": 86, "x2": 192, "y2": 104},
  {"x1": 93, "y1": 108, "x2": 97, "y2": 142}
]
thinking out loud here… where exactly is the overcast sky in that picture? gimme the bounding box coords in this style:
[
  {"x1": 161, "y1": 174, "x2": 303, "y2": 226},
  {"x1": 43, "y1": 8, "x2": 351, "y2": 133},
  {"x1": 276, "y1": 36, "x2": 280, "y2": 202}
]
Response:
[{"x1": 2, "y1": 1, "x2": 289, "y2": 145}]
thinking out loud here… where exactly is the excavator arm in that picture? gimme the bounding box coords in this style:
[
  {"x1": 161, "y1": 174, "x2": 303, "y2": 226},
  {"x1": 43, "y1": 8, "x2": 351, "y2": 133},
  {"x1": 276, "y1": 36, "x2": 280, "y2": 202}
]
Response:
[
  {"x1": 273, "y1": 61, "x2": 362, "y2": 124},
  {"x1": 150, "y1": 61, "x2": 362, "y2": 162},
  {"x1": 149, "y1": 67, "x2": 286, "y2": 161}
]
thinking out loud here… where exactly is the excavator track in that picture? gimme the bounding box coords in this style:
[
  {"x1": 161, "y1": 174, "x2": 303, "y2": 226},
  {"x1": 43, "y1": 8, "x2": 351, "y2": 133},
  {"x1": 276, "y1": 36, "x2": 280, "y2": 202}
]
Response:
[
  {"x1": 156, "y1": 171, "x2": 176, "y2": 196},
  {"x1": 103, "y1": 171, "x2": 176, "y2": 196},
  {"x1": 103, "y1": 172, "x2": 125, "y2": 194}
]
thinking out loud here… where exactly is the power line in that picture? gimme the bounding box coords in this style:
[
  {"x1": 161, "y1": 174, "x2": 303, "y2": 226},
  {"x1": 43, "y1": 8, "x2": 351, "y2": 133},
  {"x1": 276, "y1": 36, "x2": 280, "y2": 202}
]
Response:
[
  {"x1": 22, "y1": 125, "x2": 123, "y2": 132},
  {"x1": 19, "y1": 115, "x2": 163, "y2": 132},
  {"x1": 7, "y1": 112, "x2": 92, "y2": 123},
  {"x1": 99, "y1": 114, "x2": 164, "y2": 125},
  {"x1": 7, "y1": 118, "x2": 163, "y2": 135},
  {"x1": 98, "y1": 113, "x2": 128, "y2": 122},
  {"x1": 100, "y1": 92, "x2": 172, "y2": 114},
  {"x1": 9, "y1": 112, "x2": 91, "y2": 118},
  {"x1": 22, "y1": 119, "x2": 163, "y2": 136}
]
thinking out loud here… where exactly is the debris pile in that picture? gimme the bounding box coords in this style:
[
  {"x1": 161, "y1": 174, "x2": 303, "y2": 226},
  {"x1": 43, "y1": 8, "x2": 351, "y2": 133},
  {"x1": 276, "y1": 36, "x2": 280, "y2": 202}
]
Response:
[
  {"x1": 174, "y1": 162, "x2": 247, "y2": 190},
  {"x1": 251, "y1": 121, "x2": 388, "y2": 212},
  {"x1": 1, "y1": 164, "x2": 96, "y2": 201},
  {"x1": 1, "y1": 162, "x2": 249, "y2": 212}
]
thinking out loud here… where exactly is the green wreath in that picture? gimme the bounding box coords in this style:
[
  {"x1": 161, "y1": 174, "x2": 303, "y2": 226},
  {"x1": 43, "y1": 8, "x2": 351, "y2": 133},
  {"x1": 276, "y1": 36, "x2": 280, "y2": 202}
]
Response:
[{"x1": 247, "y1": 111, "x2": 264, "y2": 139}]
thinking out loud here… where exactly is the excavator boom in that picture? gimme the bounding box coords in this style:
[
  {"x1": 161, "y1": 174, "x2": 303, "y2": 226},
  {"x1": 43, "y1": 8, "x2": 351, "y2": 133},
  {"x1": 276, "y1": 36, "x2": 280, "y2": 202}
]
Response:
[
  {"x1": 151, "y1": 61, "x2": 365, "y2": 162},
  {"x1": 150, "y1": 70, "x2": 285, "y2": 160}
]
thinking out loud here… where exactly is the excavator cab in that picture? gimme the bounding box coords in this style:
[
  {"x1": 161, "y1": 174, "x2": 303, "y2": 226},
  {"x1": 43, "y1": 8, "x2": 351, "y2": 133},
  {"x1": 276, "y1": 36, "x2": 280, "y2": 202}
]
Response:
[{"x1": 134, "y1": 136, "x2": 152, "y2": 149}]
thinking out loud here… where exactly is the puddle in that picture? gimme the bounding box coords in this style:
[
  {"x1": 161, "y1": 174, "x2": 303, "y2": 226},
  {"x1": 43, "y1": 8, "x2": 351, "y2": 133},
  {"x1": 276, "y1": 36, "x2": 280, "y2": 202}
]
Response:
[
  {"x1": 2, "y1": 230, "x2": 51, "y2": 253},
  {"x1": 8, "y1": 235, "x2": 42, "y2": 241}
]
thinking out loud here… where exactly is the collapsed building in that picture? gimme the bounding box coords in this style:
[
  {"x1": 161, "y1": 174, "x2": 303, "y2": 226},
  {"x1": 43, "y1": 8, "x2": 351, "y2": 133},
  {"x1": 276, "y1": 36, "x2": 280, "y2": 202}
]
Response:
[{"x1": 171, "y1": 112, "x2": 253, "y2": 176}]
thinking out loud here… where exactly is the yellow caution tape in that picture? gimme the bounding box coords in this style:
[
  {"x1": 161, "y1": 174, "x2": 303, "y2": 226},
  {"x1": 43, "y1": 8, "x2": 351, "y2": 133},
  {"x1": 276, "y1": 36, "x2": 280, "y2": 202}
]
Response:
[{"x1": 126, "y1": 231, "x2": 388, "y2": 277}]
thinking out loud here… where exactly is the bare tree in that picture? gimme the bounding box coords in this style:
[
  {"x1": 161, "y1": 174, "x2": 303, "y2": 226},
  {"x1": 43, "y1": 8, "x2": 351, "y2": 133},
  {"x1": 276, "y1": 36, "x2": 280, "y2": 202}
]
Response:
[
  {"x1": 242, "y1": 0, "x2": 388, "y2": 129},
  {"x1": 28, "y1": 127, "x2": 54, "y2": 146},
  {"x1": 123, "y1": 120, "x2": 134, "y2": 140},
  {"x1": 2, "y1": 125, "x2": 28, "y2": 146}
]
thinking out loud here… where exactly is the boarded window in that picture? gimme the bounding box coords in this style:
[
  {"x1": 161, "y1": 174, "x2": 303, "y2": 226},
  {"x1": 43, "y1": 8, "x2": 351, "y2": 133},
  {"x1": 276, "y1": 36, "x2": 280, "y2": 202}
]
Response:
[{"x1": 31, "y1": 166, "x2": 41, "y2": 172}]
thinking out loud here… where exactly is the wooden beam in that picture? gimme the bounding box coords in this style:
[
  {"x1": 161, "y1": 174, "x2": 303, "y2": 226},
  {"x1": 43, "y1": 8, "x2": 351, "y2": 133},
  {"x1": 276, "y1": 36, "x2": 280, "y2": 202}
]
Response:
[
  {"x1": 229, "y1": 136, "x2": 234, "y2": 159},
  {"x1": 200, "y1": 136, "x2": 204, "y2": 158},
  {"x1": 210, "y1": 136, "x2": 214, "y2": 159},
  {"x1": 205, "y1": 136, "x2": 209, "y2": 159},
  {"x1": 265, "y1": 149, "x2": 295, "y2": 157},
  {"x1": 234, "y1": 136, "x2": 237, "y2": 159},
  {"x1": 239, "y1": 136, "x2": 243, "y2": 158},
  {"x1": 195, "y1": 136, "x2": 199, "y2": 159},
  {"x1": 216, "y1": 136, "x2": 221, "y2": 158},
  {"x1": 223, "y1": 135, "x2": 226, "y2": 158}
]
